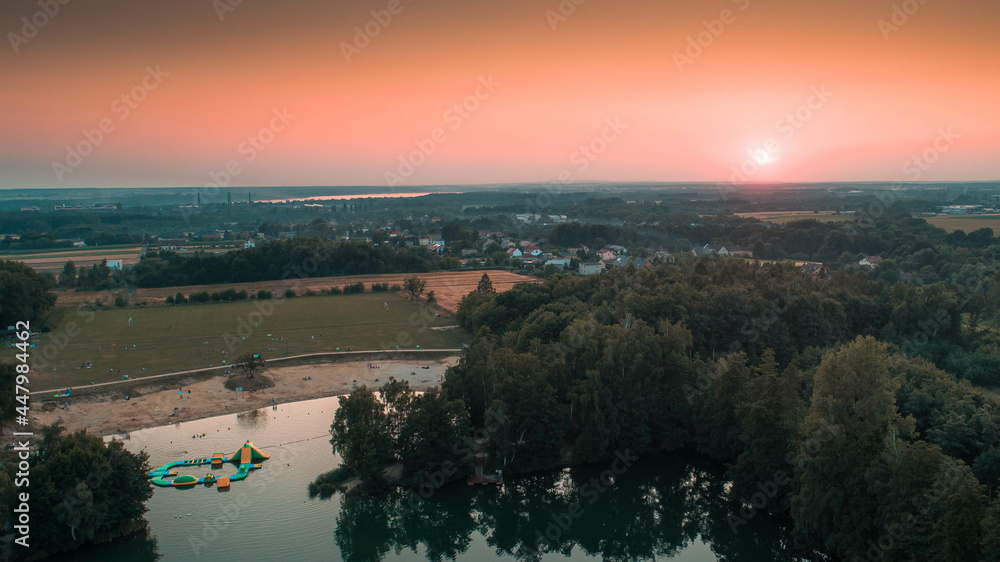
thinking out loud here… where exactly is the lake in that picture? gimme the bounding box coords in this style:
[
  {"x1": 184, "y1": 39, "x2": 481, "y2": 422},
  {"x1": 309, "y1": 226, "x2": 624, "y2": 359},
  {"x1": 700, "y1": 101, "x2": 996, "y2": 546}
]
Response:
[{"x1": 60, "y1": 396, "x2": 815, "y2": 561}]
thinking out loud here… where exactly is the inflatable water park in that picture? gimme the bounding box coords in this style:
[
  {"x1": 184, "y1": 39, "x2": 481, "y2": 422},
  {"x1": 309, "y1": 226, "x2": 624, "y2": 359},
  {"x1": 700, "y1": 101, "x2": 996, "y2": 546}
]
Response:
[{"x1": 147, "y1": 441, "x2": 269, "y2": 490}]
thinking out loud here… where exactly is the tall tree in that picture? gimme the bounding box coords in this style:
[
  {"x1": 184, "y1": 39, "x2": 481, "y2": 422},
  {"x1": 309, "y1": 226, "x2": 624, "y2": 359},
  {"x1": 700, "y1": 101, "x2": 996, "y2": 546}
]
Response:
[
  {"x1": 403, "y1": 275, "x2": 426, "y2": 302},
  {"x1": 60, "y1": 260, "x2": 77, "y2": 287},
  {"x1": 399, "y1": 388, "x2": 471, "y2": 487},
  {"x1": 790, "y1": 336, "x2": 915, "y2": 559},
  {"x1": 0, "y1": 260, "x2": 56, "y2": 328},
  {"x1": 477, "y1": 273, "x2": 495, "y2": 294},
  {"x1": 330, "y1": 387, "x2": 394, "y2": 491}
]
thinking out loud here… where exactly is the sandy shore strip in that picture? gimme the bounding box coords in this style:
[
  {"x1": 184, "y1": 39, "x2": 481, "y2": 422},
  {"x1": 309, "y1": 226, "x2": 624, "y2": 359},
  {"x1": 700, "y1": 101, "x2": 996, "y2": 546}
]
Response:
[{"x1": 30, "y1": 357, "x2": 458, "y2": 437}]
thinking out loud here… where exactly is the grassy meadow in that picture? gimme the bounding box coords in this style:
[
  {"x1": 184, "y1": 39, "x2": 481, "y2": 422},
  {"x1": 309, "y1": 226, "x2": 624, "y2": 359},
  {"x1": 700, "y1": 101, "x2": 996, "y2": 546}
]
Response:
[{"x1": 25, "y1": 292, "x2": 466, "y2": 389}]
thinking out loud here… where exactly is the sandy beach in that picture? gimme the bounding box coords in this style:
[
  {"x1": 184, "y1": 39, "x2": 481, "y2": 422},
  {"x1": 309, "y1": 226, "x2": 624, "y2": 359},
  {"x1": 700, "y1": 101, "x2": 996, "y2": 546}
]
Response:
[{"x1": 31, "y1": 356, "x2": 458, "y2": 437}]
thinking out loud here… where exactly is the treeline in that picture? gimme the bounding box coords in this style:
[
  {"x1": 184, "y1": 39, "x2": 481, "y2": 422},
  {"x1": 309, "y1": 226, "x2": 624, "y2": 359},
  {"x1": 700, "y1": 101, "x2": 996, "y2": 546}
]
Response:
[
  {"x1": 548, "y1": 212, "x2": 998, "y2": 285},
  {"x1": 164, "y1": 282, "x2": 402, "y2": 305},
  {"x1": 323, "y1": 265, "x2": 1000, "y2": 560},
  {"x1": 0, "y1": 422, "x2": 152, "y2": 561},
  {"x1": 130, "y1": 239, "x2": 457, "y2": 288}
]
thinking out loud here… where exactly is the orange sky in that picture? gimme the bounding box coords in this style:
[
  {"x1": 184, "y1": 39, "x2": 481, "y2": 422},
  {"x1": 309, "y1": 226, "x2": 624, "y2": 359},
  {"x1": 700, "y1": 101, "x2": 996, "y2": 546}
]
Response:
[{"x1": 1, "y1": 0, "x2": 997, "y2": 188}]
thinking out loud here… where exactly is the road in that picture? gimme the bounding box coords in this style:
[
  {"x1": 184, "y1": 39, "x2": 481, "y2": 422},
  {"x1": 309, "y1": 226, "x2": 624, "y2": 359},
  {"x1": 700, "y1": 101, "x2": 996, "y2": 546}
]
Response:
[{"x1": 31, "y1": 348, "x2": 461, "y2": 395}]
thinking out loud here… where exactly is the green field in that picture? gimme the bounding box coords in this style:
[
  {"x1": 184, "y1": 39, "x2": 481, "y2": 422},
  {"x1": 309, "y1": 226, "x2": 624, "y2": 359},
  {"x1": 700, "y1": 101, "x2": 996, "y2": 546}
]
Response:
[
  {"x1": 24, "y1": 293, "x2": 467, "y2": 389},
  {"x1": 735, "y1": 211, "x2": 853, "y2": 224}
]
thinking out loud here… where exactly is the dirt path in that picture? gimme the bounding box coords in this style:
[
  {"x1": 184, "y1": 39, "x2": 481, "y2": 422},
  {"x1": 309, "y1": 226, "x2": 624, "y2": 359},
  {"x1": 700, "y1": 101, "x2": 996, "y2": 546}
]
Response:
[{"x1": 31, "y1": 356, "x2": 458, "y2": 437}]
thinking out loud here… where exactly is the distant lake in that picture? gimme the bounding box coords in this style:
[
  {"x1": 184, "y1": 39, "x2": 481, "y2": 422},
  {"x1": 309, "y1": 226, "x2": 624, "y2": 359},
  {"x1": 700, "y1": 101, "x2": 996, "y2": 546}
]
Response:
[
  {"x1": 61, "y1": 396, "x2": 817, "y2": 561},
  {"x1": 260, "y1": 192, "x2": 455, "y2": 204}
]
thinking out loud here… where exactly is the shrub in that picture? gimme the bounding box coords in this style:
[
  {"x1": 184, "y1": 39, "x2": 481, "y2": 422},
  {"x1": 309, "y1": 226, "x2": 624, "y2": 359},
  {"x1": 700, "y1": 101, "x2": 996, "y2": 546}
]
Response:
[
  {"x1": 175, "y1": 291, "x2": 187, "y2": 304},
  {"x1": 390, "y1": 284, "x2": 402, "y2": 291},
  {"x1": 284, "y1": 288, "x2": 296, "y2": 298},
  {"x1": 189, "y1": 291, "x2": 211, "y2": 303},
  {"x1": 371, "y1": 282, "x2": 389, "y2": 292},
  {"x1": 329, "y1": 286, "x2": 342, "y2": 295},
  {"x1": 308, "y1": 466, "x2": 353, "y2": 499},
  {"x1": 343, "y1": 282, "x2": 365, "y2": 294},
  {"x1": 257, "y1": 289, "x2": 273, "y2": 300}
]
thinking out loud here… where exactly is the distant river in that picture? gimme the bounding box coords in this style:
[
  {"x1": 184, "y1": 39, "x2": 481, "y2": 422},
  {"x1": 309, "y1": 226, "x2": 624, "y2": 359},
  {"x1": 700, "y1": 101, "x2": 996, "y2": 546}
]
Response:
[{"x1": 60, "y1": 396, "x2": 815, "y2": 561}]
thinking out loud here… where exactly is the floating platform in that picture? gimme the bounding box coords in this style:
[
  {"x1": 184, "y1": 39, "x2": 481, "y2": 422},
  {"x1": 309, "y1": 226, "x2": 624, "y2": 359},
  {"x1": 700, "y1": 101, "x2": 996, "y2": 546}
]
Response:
[{"x1": 147, "y1": 441, "x2": 270, "y2": 489}]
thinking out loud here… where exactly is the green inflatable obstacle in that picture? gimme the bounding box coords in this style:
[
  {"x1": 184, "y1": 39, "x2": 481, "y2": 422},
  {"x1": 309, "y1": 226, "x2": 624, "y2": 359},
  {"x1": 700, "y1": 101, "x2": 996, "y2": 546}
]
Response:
[{"x1": 147, "y1": 441, "x2": 270, "y2": 489}]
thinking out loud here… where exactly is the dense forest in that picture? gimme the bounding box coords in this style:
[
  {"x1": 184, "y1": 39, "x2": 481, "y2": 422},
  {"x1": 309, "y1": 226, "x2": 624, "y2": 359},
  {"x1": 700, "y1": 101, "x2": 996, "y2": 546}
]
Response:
[
  {"x1": 0, "y1": 422, "x2": 153, "y2": 561},
  {"x1": 325, "y1": 265, "x2": 1000, "y2": 561}
]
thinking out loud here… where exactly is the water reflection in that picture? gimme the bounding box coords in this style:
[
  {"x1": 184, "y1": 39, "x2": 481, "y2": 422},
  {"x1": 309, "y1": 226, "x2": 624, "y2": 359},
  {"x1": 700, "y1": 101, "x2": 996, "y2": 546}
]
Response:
[{"x1": 333, "y1": 453, "x2": 821, "y2": 562}]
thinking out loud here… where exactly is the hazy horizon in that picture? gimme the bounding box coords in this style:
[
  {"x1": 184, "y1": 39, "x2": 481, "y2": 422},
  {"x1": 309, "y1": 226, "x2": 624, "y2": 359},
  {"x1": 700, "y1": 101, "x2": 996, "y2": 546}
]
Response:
[{"x1": 2, "y1": 0, "x2": 998, "y2": 189}]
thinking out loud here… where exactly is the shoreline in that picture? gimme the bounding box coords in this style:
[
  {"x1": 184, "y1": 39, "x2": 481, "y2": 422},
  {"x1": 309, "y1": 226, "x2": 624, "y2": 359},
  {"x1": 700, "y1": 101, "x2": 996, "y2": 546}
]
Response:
[{"x1": 29, "y1": 357, "x2": 458, "y2": 437}]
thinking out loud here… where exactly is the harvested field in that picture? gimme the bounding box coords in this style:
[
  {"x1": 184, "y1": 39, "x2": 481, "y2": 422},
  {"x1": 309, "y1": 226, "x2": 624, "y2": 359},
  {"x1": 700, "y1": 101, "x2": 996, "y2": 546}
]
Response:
[{"x1": 53, "y1": 270, "x2": 536, "y2": 313}]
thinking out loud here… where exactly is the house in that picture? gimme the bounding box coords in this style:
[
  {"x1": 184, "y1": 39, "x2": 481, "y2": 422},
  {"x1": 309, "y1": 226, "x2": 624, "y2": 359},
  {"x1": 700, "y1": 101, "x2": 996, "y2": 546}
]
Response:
[
  {"x1": 597, "y1": 249, "x2": 616, "y2": 262},
  {"x1": 632, "y1": 258, "x2": 653, "y2": 268},
  {"x1": 859, "y1": 256, "x2": 883, "y2": 268},
  {"x1": 507, "y1": 248, "x2": 523, "y2": 258},
  {"x1": 610, "y1": 256, "x2": 632, "y2": 268},
  {"x1": 461, "y1": 248, "x2": 479, "y2": 257},
  {"x1": 579, "y1": 262, "x2": 603, "y2": 276},
  {"x1": 545, "y1": 258, "x2": 571, "y2": 271},
  {"x1": 727, "y1": 246, "x2": 754, "y2": 258},
  {"x1": 691, "y1": 246, "x2": 711, "y2": 258},
  {"x1": 607, "y1": 245, "x2": 627, "y2": 255},
  {"x1": 243, "y1": 239, "x2": 256, "y2": 249},
  {"x1": 72, "y1": 239, "x2": 86, "y2": 247},
  {"x1": 107, "y1": 259, "x2": 123, "y2": 270},
  {"x1": 651, "y1": 250, "x2": 672, "y2": 263},
  {"x1": 801, "y1": 263, "x2": 824, "y2": 280},
  {"x1": 428, "y1": 244, "x2": 445, "y2": 255},
  {"x1": 159, "y1": 238, "x2": 188, "y2": 250},
  {"x1": 693, "y1": 244, "x2": 722, "y2": 258},
  {"x1": 418, "y1": 236, "x2": 432, "y2": 246},
  {"x1": 482, "y1": 240, "x2": 499, "y2": 253}
]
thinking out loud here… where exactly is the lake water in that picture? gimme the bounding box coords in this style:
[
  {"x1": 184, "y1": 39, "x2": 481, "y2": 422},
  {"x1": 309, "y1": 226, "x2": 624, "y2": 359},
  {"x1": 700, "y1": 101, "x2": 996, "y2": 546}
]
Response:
[{"x1": 60, "y1": 396, "x2": 814, "y2": 561}]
